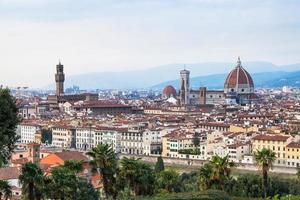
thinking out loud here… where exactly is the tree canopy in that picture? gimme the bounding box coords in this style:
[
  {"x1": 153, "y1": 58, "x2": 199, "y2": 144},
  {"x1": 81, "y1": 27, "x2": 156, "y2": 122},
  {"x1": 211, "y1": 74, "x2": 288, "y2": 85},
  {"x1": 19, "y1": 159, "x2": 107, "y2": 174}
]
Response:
[{"x1": 0, "y1": 88, "x2": 20, "y2": 167}]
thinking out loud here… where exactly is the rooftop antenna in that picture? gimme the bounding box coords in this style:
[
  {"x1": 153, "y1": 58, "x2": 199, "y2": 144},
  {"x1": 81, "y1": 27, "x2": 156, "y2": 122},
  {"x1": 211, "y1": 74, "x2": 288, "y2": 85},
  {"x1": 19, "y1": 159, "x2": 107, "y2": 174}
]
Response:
[{"x1": 184, "y1": 64, "x2": 186, "y2": 70}]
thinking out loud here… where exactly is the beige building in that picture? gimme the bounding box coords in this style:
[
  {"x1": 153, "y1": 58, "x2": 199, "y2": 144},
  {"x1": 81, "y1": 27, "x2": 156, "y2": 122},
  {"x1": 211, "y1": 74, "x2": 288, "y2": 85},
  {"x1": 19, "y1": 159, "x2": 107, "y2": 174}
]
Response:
[
  {"x1": 51, "y1": 125, "x2": 76, "y2": 148},
  {"x1": 162, "y1": 130, "x2": 207, "y2": 160},
  {"x1": 252, "y1": 134, "x2": 291, "y2": 166}
]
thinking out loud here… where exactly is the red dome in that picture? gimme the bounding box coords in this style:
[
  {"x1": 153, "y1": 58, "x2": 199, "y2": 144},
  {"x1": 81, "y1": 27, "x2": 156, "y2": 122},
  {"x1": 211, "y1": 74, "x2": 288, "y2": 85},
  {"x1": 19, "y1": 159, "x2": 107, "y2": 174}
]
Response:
[
  {"x1": 163, "y1": 85, "x2": 177, "y2": 98},
  {"x1": 224, "y1": 58, "x2": 254, "y2": 90}
]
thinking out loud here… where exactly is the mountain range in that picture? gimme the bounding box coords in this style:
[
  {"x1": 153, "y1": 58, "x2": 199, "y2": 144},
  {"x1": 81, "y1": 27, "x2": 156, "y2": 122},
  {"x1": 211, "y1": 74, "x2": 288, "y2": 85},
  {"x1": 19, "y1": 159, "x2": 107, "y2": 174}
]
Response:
[
  {"x1": 152, "y1": 71, "x2": 300, "y2": 90},
  {"x1": 49, "y1": 61, "x2": 300, "y2": 90}
]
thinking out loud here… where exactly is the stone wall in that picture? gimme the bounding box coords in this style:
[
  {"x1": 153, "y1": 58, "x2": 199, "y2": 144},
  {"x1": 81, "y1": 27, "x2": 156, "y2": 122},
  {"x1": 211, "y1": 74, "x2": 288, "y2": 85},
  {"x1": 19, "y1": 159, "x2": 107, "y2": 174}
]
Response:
[{"x1": 120, "y1": 154, "x2": 297, "y2": 174}]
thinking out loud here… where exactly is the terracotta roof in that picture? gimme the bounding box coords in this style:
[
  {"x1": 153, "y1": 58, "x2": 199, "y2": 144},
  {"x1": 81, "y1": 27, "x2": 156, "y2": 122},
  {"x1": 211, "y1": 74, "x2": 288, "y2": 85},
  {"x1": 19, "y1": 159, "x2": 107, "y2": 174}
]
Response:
[
  {"x1": 224, "y1": 58, "x2": 254, "y2": 89},
  {"x1": 55, "y1": 151, "x2": 89, "y2": 162},
  {"x1": 198, "y1": 122, "x2": 230, "y2": 128},
  {"x1": 11, "y1": 158, "x2": 28, "y2": 165},
  {"x1": 252, "y1": 134, "x2": 289, "y2": 142},
  {"x1": 287, "y1": 142, "x2": 300, "y2": 148},
  {"x1": 0, "y1": 167, "x2": 20, "y2": 180},
  {"x1": 74, "y1": 101, "x2": 131, "y2": 108},
  {"x1": 163, "y1": 85, "x2": 177, "y2": 97}
]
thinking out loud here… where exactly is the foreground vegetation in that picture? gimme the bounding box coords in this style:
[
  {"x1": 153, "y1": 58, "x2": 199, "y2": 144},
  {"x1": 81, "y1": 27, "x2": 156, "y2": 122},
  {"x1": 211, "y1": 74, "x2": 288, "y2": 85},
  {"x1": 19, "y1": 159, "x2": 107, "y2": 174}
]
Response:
[
  {"x1": 85, "y1": 144, "x2": 300, "y2": 200},
  {"x1": 0, "y1": 144, "x2": 296, "y2": 200}
]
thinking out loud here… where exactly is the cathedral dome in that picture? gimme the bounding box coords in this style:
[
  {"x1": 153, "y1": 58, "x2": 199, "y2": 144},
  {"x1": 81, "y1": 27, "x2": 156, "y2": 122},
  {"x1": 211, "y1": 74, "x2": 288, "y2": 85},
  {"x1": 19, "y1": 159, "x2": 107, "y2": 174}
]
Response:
[
  {"x1": 162, "y1": 85, "x2": 177, "y2": 99},
  {"x1": 224, "y1": 57, "x2": 254, "y2": 94}
]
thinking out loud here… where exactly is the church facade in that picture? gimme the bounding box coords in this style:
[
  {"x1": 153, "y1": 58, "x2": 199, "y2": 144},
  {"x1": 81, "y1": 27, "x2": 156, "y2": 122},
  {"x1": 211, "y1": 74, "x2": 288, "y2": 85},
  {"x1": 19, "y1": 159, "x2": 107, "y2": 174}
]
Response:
[{"x1": 162, "y1": 57, "x2": 258, "y2": 106}]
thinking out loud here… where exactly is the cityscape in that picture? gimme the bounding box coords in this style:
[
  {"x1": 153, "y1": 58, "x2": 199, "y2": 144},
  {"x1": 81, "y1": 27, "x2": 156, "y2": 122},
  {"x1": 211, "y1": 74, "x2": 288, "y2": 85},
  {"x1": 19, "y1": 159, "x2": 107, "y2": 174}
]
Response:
[{"x1": 1, "y1": 1, "x2": 300, "y2": 200}]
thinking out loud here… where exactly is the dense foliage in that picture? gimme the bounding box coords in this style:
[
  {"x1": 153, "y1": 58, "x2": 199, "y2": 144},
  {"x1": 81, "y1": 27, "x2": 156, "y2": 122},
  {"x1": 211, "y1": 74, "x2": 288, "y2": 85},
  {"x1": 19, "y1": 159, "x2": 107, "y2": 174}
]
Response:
[
  {"x1": 18, "y1": 161, "x2": 99, "y2": 200},
  {"x1": 178, "y1": 148, "x2": 201, "y2": 155},
  {"x1": 0, "y1": 88, "x2": 20, "y2": 167},
  {"x1": 133, "y1": 190, "x2": 231, "y2": 200},
  {"x1": 0, "y1": 180, "x2": 12, "y2": 200},
  {"x1": 14, "y1": 144, "x2": 300, "y2": 200},
  {"x1": 118, "y1": 157, "x2": 155, "y2": 196}
]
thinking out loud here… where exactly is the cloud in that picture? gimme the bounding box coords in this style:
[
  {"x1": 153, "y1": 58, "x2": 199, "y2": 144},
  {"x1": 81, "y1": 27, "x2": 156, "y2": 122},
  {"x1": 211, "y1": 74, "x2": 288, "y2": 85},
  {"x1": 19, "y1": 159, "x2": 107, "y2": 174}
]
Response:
[{"x1": 0, "y1": 0, "x2": 299, "y2": 88}]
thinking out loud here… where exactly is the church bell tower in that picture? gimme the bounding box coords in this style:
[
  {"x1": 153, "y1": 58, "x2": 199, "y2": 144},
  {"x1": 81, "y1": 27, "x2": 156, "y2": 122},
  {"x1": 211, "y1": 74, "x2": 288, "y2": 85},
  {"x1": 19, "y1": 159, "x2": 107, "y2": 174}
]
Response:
[{"x1": 180, "y1": 68, "x2": 190, "y2": 106}]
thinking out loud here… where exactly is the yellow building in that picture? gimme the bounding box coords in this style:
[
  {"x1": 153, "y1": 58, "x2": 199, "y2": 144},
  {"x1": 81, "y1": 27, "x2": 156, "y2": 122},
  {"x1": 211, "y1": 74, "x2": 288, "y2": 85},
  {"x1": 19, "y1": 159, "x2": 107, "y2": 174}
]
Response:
[
  {"x1": 252, "y1": 134, "x2": 290, "y2": 166},
  {"x1": 286, "y1": 142, "x2": 300, "y2": 168},
  {"x1": 229, "y1": 125, "x2": 258, "y2": 133}
]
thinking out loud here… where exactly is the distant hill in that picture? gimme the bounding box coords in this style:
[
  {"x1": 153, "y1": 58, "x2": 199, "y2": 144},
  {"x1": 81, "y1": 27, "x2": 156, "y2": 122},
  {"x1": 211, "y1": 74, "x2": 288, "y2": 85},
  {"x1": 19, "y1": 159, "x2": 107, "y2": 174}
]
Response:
[
  {"x1": 152, "y1": 71, "x2": 300, "y2": 90},
  {"x1": 46, "y1": 61, "x2": 300, "y2": 90}
]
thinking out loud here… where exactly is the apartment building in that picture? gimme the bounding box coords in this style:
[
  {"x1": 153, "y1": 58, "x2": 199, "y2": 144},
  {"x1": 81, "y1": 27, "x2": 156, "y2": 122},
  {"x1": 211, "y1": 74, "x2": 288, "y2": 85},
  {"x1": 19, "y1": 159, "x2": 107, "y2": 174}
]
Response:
[
  {"x1": 94, "y1": 127, "x2": 123, "y2": 153},
  {"x1": 252, "y1": 134, "x2": 291, "y2": 166},
  {"x1": 120, "y1": 124, "x2": 146, "y2": 155},
  {"x1": 76, "y1": 126, "x2": 95, "y2": 151},
  {"x1": 18, "y1": 122, "x2": 41, "y2": 144},
  {"x1": 51, "y1": 125, "x2": 76, "y2": 148}
]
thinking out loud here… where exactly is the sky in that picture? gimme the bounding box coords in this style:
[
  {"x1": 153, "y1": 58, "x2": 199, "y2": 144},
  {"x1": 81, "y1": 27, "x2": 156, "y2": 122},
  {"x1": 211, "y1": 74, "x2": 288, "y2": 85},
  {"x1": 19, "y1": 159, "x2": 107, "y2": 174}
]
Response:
[{"x1": 0, "y1": 0, "x2": 300, "y2": 88}]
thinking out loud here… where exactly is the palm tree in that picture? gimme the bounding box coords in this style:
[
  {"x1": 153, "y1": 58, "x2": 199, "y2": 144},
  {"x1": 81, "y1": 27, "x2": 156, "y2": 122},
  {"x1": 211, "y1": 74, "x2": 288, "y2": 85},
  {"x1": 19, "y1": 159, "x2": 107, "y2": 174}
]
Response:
[
  {"x1": 0, "y1": 180, "x2": 12, "y2": 200},
  {"x1": 86, "y1": 144, "x2": 117, "y2": 198},
  {"x1": 19, "y1": 162, "x2": 45, "y2": 200},
  {"x1": 210, "y1": 154, "x2": 235, "y2": 187},
  {"x1": 254, "y1": 148, "x2": 276, "y2": 199},
  {"x1": 199, "y1": 163, "x2": 213, "y2": 191},
  {"x1": 119, "y1": 157, "x2": 140, "y2": 194}
]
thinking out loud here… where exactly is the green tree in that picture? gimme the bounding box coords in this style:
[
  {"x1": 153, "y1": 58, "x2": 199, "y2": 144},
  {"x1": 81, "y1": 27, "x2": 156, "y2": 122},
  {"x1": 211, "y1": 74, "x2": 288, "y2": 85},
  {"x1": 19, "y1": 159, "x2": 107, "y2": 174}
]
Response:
[
  {"x1": 209, "y1": 155, "x2": 235, "y2": 188},
  {"x1": 119, "y1": 157, "x2": 155, "y2": 196},
  {"x1": 193, "y1": 137, "x2": 200, "y2": 152},
  {"x1": 156, "y1": 169, "x2": 179, "y2": 193},
  {"x1": 177, "y1": 172, "x2": 199, "y2": 192},
  {"x1": 0, "y1": 180, "x2": 12, "y2": 200},
  {"x1": 254, "y1": 148, "x2": 276, "y2": 199},
  {"x1": 75, "y1": 178, "x2": 99, "y2": 200},
  {"x1": 87, "y1": 144, "x2": 117, "y2": 198},
  {"x1": 199, "y1": 163, "x2": 213, "y2": 191},
  {"x1": 19, "y1": 162, "x2": 45, "y2": 200},
  {"x1": 0, "y1": 88, "x2": 20, "y2": 167},
  {"x1": 41, "y1": 128, "x2": 52, "y2": 144},
  {"x1": 45, "y1": 160, "x2": 98, "y2": 200},
  {"x1": 48, "y1": 166, "x2": 77, "y2": 200},
  {"x1": 63, "y1": 159, "x2": 83, "y2": 174},
  {"x1": 155, "y1": 156, "x2": 165, "y2": 174}
]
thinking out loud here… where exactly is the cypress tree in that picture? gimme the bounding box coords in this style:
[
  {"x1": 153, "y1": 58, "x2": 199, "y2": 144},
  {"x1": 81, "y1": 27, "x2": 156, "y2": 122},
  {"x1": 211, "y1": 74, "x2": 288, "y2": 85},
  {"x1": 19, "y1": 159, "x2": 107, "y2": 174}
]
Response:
[{"x1": 155, "y1": 156, "x2": 165, "y2": 174}]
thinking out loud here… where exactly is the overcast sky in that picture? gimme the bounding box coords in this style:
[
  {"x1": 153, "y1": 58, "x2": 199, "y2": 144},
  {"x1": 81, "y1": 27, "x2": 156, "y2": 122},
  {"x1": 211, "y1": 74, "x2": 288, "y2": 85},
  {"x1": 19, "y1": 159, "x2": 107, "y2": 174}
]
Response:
[{"x1": 0, "y1": 0, "x2": 300, "y2": 87}]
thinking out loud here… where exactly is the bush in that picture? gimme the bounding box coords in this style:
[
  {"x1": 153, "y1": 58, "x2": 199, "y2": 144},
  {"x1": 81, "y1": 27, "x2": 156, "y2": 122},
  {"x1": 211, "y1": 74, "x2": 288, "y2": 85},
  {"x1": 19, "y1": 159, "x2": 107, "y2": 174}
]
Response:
[
  {"x1": 226, "y1": 174, "x2": 300, "y2": 198},
  {"x1": 178, "y1": 149, "x2": 201, "y2": 155},
  {"x1": 133, "y1": 190, "x2": 231, "y2": 200}
]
